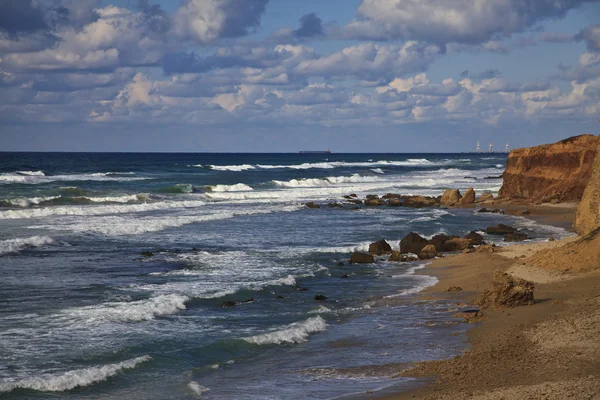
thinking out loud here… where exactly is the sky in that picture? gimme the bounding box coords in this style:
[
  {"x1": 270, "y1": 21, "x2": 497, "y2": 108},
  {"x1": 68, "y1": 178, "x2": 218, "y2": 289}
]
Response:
[{"x1": 0, "y1": 0, "x2": 599, "y2": 152}]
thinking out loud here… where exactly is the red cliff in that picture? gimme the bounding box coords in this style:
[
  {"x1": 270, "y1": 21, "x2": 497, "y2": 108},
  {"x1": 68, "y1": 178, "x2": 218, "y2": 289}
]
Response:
[{"x1": 498, "y1": 134, "x2": 600, "y2": 203}]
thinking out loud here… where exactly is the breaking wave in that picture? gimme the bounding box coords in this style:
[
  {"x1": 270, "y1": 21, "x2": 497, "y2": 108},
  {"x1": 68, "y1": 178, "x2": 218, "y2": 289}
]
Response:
[
  {"x1": 200, "y1": 159, "x2": 442, "y2": 172},
  {"x1": 0, "y1": 196, "x2": 61, "y2": 207},
  {"x1": 0, "y1": 171, "x2": 145, "y2": 185},
  {"x1": 243, "y1": 316, "x2": 328, "y2": 345},
  {"x1": 0, "y1": 236, "x2": 55, "y2": 255},
  {"x1": 206, "y1": 183, "x2": 253, "y2": 192},
  {"x1": 0, "y1": 356, "x2": 152, "y2": 394},
  {"x1": 272, "y1": 174, "x2": 380, "y2": 188}
]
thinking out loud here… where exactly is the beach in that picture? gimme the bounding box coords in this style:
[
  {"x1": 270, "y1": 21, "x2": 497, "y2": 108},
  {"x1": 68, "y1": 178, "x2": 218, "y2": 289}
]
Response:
[{"x1": 383, "y1": 202, "x2": 600, "y2": 400}]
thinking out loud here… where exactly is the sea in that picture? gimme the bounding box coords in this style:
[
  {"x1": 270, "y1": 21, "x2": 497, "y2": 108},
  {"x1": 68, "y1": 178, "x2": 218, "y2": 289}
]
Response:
[{"x1": 0, "y1": 153, "x2": 569, "y2": 399}]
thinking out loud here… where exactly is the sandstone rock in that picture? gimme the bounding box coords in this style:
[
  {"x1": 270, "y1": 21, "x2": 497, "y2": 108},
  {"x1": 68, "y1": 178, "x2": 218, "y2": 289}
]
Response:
[
  {"x1": 365, "y1": 194, "x2": 379, "y2": 200},
  {"x1": 440, "y1": 189, "x2": 462, "y2": 206},
  {"x1": 464, "y1": 231, "x2": 485, "y2": 245},
  {"x1": 454, "y1": 310, "x2": 485, "y2": 323},
  {"x1": 443, "y1": 238, "x2": 473, "y2": 252},
  {"x1": 388, "y1": 250, "x2": 404, "y2": 262},
  {"x1": 447, "y1": 286, "x2": 463, "y2": 292},
  {"x1": 477, "y1": 271, "x2": 534, "y2": 308},
  {"x1": 475, "y1": 244, "x2": 497, "y2": 253},
  {"x1": 574, "y1": 140, "x2": 600, "y2": 236},
  {"x1": 349, "y1": 252, "x2": 375, "y2": 264},
  {"x1": 305, "y1": 202, "x2": 320, "y2": 209},
  {"x1": 478, "y1": 193, "x2": 494, "y2": 202},
  {"x1": 369, "y1": 239, "x2": 392, "y2": 255},
  {"x1": 459, "y1": 187, "x2": 476, "y2": 206},
  {"x1": 485, "y1": 224, "x2": 517, "y2": 235},
  {"x1": 364, "y1": 198, "x2": 385, "y2": 206},
  {"x1": 327, "y1": 202, "x2": 343, "y2": 208},
  {"x1": 403, "y1": 195, "x2": 438, "y2": 208},
  {"x1": 382, "y1": 193, "x2": 402, "y2": 199},
  {"x1": 515, "y1": 209, "x2": 531, "y2": 216},
  {"x1": 504, "y1": 232, "x2": 529, "y2": 242},
  {"x1": 430, "y1": 234, "x2": 455, "y2": 252},
  {"x1": 418, "y1": 244, "x2": 439, "y2": 260},
  {"x1": 499, "y1": 134, "x2": 600, "y2": 202},
  {"x1": 400, "y1": 232, "x2": 430, "y2": 254},
  {"x1": 386, "y1": 198, "x2": 402, "y2": 207}
]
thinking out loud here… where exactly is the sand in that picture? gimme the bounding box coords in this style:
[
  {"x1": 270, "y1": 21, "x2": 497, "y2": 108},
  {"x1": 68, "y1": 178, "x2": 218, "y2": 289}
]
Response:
[{"x1": 380, "y1": 203, "x2": 600, "y2": 400}]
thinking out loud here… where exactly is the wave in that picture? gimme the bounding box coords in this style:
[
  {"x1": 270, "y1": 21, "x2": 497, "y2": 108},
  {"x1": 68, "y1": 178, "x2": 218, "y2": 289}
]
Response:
[
  {"x1": 188, "y1": 381, "x2": 210, "y2": 398},
  {"x1": 62, "y1": 294, "x2": 189, "y2": 323},
  {"x1": 0, "y1": 236, "x2": 55, "y2": 255},
  {"x1": 371, "y1": 168, "x2": 385, "y2": 174},
  {"x1": 272, "y1": 174, "x2": 380, "y2": 188},
  {"x1": 0, "y1": 356, "x2": 151, "y2": 394},
  {"x1": 200, "y1": 159, "x2": 443, "y2": 172},
  {"x1": 161, "y1": 184, "x2": 194, "y2": 194},
  {"x1": 0, "y1": 194, "x2": 150, "y2": 208},
  {"x1": 0, "y1": 196, "x2": 61, "y2": 208},
  {"x1": 243, "y1": 316, "x2": 327, "y2": 345},
  {"x1": 0, "y1": 200, "x2": 206, "y2": 220},
  {"x1": 0, "y1": 171, "x2": 145, "y2": 185},
  {"x1": 206, "y1": 183, "x2": 253, "y2": 192}
]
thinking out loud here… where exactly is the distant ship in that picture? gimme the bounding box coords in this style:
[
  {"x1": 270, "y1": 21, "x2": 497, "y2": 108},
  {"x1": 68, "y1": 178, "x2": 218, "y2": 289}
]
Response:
[
  {"x1": 468, "y1": 141, "x2": 510, "y2": 154},
  {"x1": 299, "y1": 149, "x2": 331, "y2": 154}
]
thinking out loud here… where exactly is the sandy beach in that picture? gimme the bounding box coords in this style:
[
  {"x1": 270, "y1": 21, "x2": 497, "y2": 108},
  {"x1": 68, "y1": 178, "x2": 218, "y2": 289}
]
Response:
[{"x1": 383, "y1": 202, "x2": 600, "y2": 400}]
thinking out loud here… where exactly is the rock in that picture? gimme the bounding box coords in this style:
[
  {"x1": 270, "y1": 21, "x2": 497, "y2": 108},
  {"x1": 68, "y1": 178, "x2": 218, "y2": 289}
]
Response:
[
  {"x1": 484, "y1": 175, "x2": 502, "y2": 180},
  {"x1": 386, "y1": 198, "x2": 402, "y2": 207},
  {"x1": 454, "y1": 310, "x2": 485, "y2": 323},
  {"x1": 475, "y1": 244, "x2": 497, "y2": 253},
  {"x1": 388, "y1": 250, "x2": 404, "y2": 262},
  {"x1": 447, "y1": 286, "x2": 463, "y2": 292},
  {"x1": 515, "y1": 209, "x2": 531, "y2": 216},
  {"x1": 369, "y1": 240, "x2": 392, "y2": 255},
  {"x1": 364, "y1": 198, "x2": 385, "y2": 206},
  {"x1": 430, "y1": 234, "x2": 455, "y2": 252},
  {"x1": 440, "y1": 189, "x2": 462, "y2": 206},
  {"x1": 314, "y1": 295, "x2": 328, "y2": 301},
  {"x1": 365, "y1": 194, "x2": 379, "y2": 200},
  {"x1": 464, "y1": 176, "x2": 477, "y2": 180},
  {"x1": 548, "y1": 237, "x2": 555, "y2": 242},
  {"x1": 343, "y1": 194, "x2": 358, "y2": 199},
  {"x1": 382, "y1": 193, "x2": 402, "y2": 199},
  {"x1": 298, "y1": 287, "x2": 309, "y2": 292},
  {"x1": 305, "y1": 202, "x2": 320, "y2": 209},
  {"x1": 418, "y1": 244, "x2": 439, "y2": 260},
  {"x1": 443, "y1": 238, "x2": 473, "y2": 252},
  {"x1": 574, "y1": 139, "x2": 600, "y2": 235},
  {"x1": 141, "y1": 251, "x2": 154, "y2": 257},
  {"x1": 340, "y1": 274, "x2": 350, "y2": 279},
  {"x1": 349, "y1": 252, "x2": 375, "y2": 264},
  {"x1": 337, "y1": 261, "x2": 345, "y2": 266},
  {"x1": 477, "y1": 271, "x2": 535, "y2": 308},
  {"x1": 485, "y1": 224, "x2": 517, "y2": 235},
  {"x1": 400, "y1": 232, "x2": 430, "y2": 254},
  {"x1": 459, "y1": 187, "x2": 476, "y2": 206},
  {"x1": 347, "y1": 199, "x2": 363, "y2": 205},
  {"x1": 504, "y1": 232, "x2": 529, "y2": 242},
  {"x1": 464, "y1": 231, "x2": 485, "y2": 245},
  {"x1": 276, "y1": 295, "x2": 284, "y2": 299},
  {"x1": 499, "y1": 134, "x2": 600, "y2": 203},
  {"x1": 478, "y1": 193, "x2": 494, "y2": 202},
  {"x1": 239, "y1": 298, "x2": 255, "y2": 304},
  {"x1": 327, "y1": 202, "x2": 343, "y2": 208},
  {"x1": 221, "y1": 301, "x2": 236, "y2": 308},
  {"x1": 402, "y1": 195, "x2": 438, "y2": 208},
  {"x1": 348, "y1": 193, "x2": 358, "y2": 198}
]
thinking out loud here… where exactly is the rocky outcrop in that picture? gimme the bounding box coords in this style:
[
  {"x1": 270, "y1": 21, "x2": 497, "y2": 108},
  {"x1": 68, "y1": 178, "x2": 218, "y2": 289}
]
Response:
[
  {"x1": 349, "y1": 252, "x2": 375, "y2": 264},
  {"x1": 499, "y1": 134, "x2": 600, "y2": 202},
  {"x1": 574, "y1": 141, "x2": 600, "y2": 236},
  {"x1": 369, "y1": 240, "x2": 392, "y2": 255},
  {"x1": 485, "y1": 224, "x2": 517, "y2": 235},
  {"x1": 477, "y1": 271, "x2": 534, "y2": 308},
  {"x1": 400, "y1": 232, "x2": 430, "y2": 254},
  {"x1": 441, "y1": 189, "x2": 462, "y2": 206},
  {"x1": 459, "y1": 187, "x2": 476, "y2": 206}
]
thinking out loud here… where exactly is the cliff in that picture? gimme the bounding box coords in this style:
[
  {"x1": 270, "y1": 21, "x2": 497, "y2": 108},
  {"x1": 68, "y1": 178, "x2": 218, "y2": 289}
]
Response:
[
  {"x1": 498, "y1": 134, "x2": 600, "y2": 203},
  {"x1": 574, "y1": 141, "x2": 600, "y2": 236}
]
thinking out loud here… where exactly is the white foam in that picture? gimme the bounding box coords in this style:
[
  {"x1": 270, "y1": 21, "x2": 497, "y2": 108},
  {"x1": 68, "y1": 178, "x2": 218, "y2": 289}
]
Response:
[
  {"x1": 188, "y1": 381, "x2": 210, "y2": 398},
  {"x1": 83, "y1": 194, "x2": 148, "y2": 203},
  {"x1": 0, "y1": 236, "x2": 55, "y2": 255},
  {"x1": 371, "y1": 168, "x2": 385, "y2": 174},
  {"x1": 387, "y1": 264, "x2": 439, "y2": 297},
  {"x1": 207, "y1": 164, "x2": 256, "y2": 171},
  {"x1": 0, "y1": 200, "x2": 205, "y2": 220},
  {"x1": 16, "y1": 170, "x2": 45, "y2": 176},
  {"x1": 2, "y1": 195, "x2": 60, "y2": 207},
  {"x1": 272, "y1": 174, "x2": 380, "y2": 188},
  {"x1": 207, "y1": 183, "x2": 253, "y2": 192},
  {"x1": 202, "y1": 159, "x2": 442, "y2": 172},
  {"x1": 0, "y1": 171, "x2": 145, "y2": 185},
  {"x1": 243, "y1": 316, "x2": 327, "y2": 345},
  {"x1": 62, "y1": 294, "x2": 189, "y2": 323},
  {"x1": 0, "y1": 356, "x2": 151, "y2": 393}
]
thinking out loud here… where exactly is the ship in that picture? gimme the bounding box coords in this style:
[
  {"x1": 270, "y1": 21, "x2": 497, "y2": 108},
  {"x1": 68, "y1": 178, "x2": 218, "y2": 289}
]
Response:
[{"x1": 299, "y1": 149, "x2": 331, "y2": 154}]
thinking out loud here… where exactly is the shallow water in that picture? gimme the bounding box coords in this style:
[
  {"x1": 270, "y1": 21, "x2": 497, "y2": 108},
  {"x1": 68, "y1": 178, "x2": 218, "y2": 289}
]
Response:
[{"x1": 0, "y1": 153, "x2": 567, "y2": 399}]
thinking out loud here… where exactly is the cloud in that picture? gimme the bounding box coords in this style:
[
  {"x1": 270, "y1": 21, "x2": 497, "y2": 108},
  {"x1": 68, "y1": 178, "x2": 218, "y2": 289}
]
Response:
[
  {"x1": 343, "y1": 0, "x2": 595, "y2": 44},
  {"x1": 540, "y1": 32, "x2": 576, "y2": 43},
  {"x1": 172, "y1": 0, "x2": 269, "y2": 44},
  {"x1": 576, "y1": 25, "x2": 600, "y2": 52},
  {"x1": 294, "y1": 13, "x2": 324, "y2": 38},
  {"x1": 0, "y1": 0, "x2": 49, "y2": 35}
]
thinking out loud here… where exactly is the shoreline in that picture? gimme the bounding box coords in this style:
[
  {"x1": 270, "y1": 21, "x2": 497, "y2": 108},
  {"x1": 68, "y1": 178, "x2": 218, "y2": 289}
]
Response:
[{"x1": 379, "y1": 201, "x2": 600, "y2": 399}]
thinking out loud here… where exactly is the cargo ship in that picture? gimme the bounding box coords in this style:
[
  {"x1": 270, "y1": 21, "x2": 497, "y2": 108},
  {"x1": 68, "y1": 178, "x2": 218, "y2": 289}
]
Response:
[{"x1": 299, "y1": 149, "x2": 331, "y2": 154}]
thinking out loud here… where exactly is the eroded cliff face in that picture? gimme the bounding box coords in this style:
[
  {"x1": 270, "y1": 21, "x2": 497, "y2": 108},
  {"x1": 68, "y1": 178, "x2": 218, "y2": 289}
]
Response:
[
  {"x1": 574, "y1": 141, "x2": 600, "y2": 236},
  {"x1": 499, "y1": 134, "x2": 600, "y2": 203}
]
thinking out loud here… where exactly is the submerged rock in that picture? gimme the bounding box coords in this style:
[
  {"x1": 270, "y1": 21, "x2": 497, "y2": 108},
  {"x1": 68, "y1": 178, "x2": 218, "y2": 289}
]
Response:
[
  {"x1": 485, "y1": 224, "x2": 517, "y2": 235},
  {"x1": 314, "y1": 295, "x2": 328, "y2": 301},
  {"x1": 141, "y1": 251, "x2": 154, "y2": 257},
  {"x1": 504, "y1": 232, "x2": 529, "y2": 242},
  {"x1": 304, "y1": 202, "x2": 320, "y2": 209}
]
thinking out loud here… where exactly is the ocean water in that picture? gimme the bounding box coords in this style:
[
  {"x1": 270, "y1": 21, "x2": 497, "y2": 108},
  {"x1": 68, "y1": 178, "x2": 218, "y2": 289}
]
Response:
[{"x1": 0, "y1": 153, "x2": 568, "y2": 399}]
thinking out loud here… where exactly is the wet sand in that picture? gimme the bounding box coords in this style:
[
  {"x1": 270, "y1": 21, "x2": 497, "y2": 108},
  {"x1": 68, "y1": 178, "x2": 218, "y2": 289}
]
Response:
[{"x1": 381, "y1": 202, "x2": 600, "y2": 400}]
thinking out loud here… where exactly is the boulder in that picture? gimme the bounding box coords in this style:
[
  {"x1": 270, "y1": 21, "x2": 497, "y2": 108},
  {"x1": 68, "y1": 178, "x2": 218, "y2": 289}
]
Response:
[
  {"x1": 418, "y1": 244, "x2": 439, "y2": 260},
  {"x1": 499, "y1": 134, "x2": 600, "y2": 203},
  {"x1": 305, "y1": 202, "x2": 320, "y2": 209},
  {"x1": 400, "y1": 232, "x2": 430, "y2": 254},
  {"x1": 364, "y1": 198, "x2": 385, "y2": 206},
  {"x1": 349, "y1": 252, "x2": 375, "y2": 264},
  {"x1": 440, "y1": 189, "x2": 462, "y2": 206},
  {"x1": 478, "y1": 193, "x2": 494, "y2": 202},
  {"x1": 464, "y1": 231, "x2": 485, "y2": 245},
  {"x1": 388, "y1": 250, "x2": 404, "y2": 262},
  {"x1": 430, "y1": 234, "x2": 455, "y2": 252},
  {"x1": 382, "y1": 193, "x2": 402, "y2": 199},
  {"x1": 314, "y1": 295, "x2": 328, "y2": 301},
  {"x1": 459, "y1": 187, "x2": 476, "y2": 206},
  {"x1": 386, "y1": 198, "x2": 402, "y2": 207},
  {"x1": 365, "y1": 194, "x2": 379, "y2": 200},
  {"x1": 504, "y1": 232, "x2": 529, "y2": 242},
  {"x1": 369, "y1": 240, "x2": 392, "y2": 255},
  {"x1": 403, "y1": 195, "x2": 438, "y2": 208},
  {"x1": 442, "y1": 238, "x2": 473, "y2": 252},
  {"x1": 477, "y1": 271, "x2": 535, "y2": 308},
  {"x1": 485, "y1": 224, "x2": 517, "y2": 235}
]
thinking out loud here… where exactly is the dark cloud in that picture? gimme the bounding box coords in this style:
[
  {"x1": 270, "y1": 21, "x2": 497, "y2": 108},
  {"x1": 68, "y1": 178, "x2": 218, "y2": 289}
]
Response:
[
  {"x1": 576, "y1": 25, "x2": 600, "y2": 52},
  {"x1": 215, "y1": 0, "x2": 269, "y2": 39},
  {"x1": 458, "y1": 69, "x2": 502, "y2": 80},
  {"x1": 294, "y1": 13, "x2": 324, "y2": 38},
  {"x1": 0, "y1": 0, "x2": 49, "y2": 35},
  {"x1": 136, "y1": 0, "x2": 171, "y2": 35}
]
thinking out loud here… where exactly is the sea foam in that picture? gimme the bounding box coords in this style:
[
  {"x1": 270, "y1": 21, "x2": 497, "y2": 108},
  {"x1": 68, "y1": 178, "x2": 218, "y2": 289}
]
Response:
[
  {"x1": 243, "y1": 316, "x2": 327, "y2": 345},
  {"x1": 0, "y1": 236, "x2": 55, "y2": 255},
  {"x1": 0, "y1": 356, "x2": 151, "y2": 394}
]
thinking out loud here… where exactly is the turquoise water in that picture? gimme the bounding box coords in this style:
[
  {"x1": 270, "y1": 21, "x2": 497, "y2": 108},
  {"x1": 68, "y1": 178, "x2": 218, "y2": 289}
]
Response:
[{"x1": 0, "y1": 153, "x2": 566, "y2": 399}]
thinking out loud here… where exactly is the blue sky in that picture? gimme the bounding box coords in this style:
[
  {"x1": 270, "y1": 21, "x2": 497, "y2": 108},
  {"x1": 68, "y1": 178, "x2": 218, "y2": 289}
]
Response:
[{"x1": 1, "y1": 0, "x2": 599, "y2": 152}]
